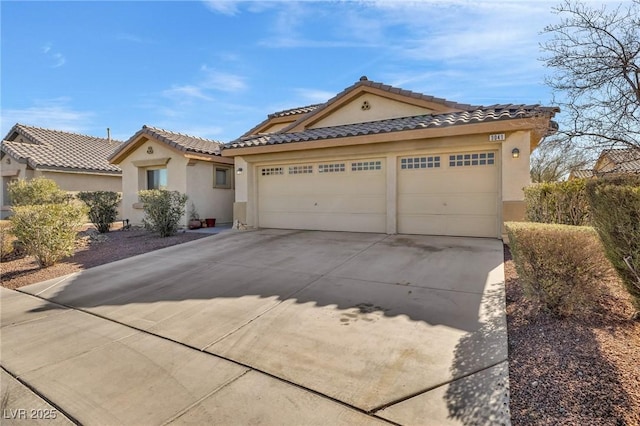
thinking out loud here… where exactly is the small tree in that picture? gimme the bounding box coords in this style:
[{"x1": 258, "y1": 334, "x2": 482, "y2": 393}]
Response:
[
  {"x1": 77, "y1": 191, "x2": 121, "y2": 233},
  {"x1": 10, "y1": 203, "x2": 86, "y2": 267},
  {"x1": 7, "y1": 178, "x2": 86, "y2": 267},
  {"x1": 7, "y1": 177, "x2": 70, "y2": 206},
  {"x1": 139, "y1": 190, "x2": 188, "y2": 237}
]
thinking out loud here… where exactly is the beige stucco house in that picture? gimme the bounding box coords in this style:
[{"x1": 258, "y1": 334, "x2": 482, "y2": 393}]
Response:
[
  {"x1": 109, "y1": 125, "x2": 234, "y2": 227},
  {"x1": 223, "y1": 77, "x2": 558, "y2": 239},
  {"x1": 0, "y1": 124, "x2": 123, "y2": 218},
  {"x1": 569, "y1": 147, "x2": 640, "y2": 179}
]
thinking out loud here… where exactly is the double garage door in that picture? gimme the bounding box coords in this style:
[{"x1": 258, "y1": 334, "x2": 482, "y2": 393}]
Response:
[{"x1": 257, "y1": 151, "x2": 499, "y2": 238}]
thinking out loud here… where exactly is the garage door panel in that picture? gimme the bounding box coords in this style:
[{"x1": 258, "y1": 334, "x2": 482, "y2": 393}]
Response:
[
  {"x1": 398, "y1": 194, "x2": 498, "y2": 216},
  {"x1": 260, "y1": 194, "x2": 386, "y2": 214},
  {"x1": 397, "y1": 150, "x2": 499, "y2": 238},
  {"x1": 258, "y1": 159, "x2": 386, "y2": 233},
  {"x1": 399, "y1": 170, "x2": 497, "y2": 194},
  {"x1": 259, "y1": 212, "x2": 386, "y2": 233},
  {"x1": 398, "y1": 214, "x2": 498, "y2": 238}
]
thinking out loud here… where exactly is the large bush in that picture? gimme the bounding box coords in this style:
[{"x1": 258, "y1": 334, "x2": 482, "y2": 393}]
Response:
[
  {"x1": 524, "y1": 179, "x2": 589, "y2": 226},
  {"x1": 586, "y1": 175, "x2": 640, "y2": 314},
  {"x1": 139, "y1": 190, "x2": 188, "y2": 237},
  {"x1": 506, "y1": 222, "x2": 610, "y2": 317},
  {"x1": 6, "y1": 177, "x2": 70, "y2": 206},
  {"x1": 10, "y1": 204, "x2": 86, "y2": 267},
  {"x1": 1, "y1": 221, "x2": 16, "y2": 260},
  {"x1": 77, "y1": 191, "x2": 121, "y2": 233}
]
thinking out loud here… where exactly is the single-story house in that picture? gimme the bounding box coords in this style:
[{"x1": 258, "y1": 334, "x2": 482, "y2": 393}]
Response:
[
  {"x1": 223, "y1": 77, "x2": 559, "y2": 239},
  {"x1": 569, "y1": 147, "x2": 640, "y2": 179},
  {"x1": 0, "y1": 123, "x2": 123, "y2": 218},
  {"x1": 109, "y1": 125, "x2": 234, "y2": 227}
]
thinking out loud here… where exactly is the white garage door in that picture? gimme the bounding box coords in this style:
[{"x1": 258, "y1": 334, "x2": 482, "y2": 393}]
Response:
[
  {"x1": 258, "y1": 159, "x2": 386, "y2": 233},
  {"x1": 397, "y1": 151, "x2": 499, "y2": 238}
]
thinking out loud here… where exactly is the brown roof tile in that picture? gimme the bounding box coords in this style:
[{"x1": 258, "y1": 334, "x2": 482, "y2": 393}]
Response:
[
  {"x1": 109, "y1": 125, "x2": 224, "y2": 161},
  {"x1": 600, "y1": 148, "x2": 640, "y2": 173},
  {"x1": 1, "y1": 124, "x2": 123, "y2": 174},
  {"x1": 268, "y1": 104, "x2": 323, "y2": 119},
  {"x1": 225, "y1": 105, "x2": 557, "y2": 149}
]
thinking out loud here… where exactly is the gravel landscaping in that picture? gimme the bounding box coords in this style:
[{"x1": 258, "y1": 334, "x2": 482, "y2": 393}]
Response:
[{"x1": 1, "y1": 229, "x2": 638, "y2": 424}]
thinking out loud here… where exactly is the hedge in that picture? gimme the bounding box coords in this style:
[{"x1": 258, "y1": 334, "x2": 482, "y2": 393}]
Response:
[{"x1": 524, "y1": 179, "x2": 590, "y2": 226}]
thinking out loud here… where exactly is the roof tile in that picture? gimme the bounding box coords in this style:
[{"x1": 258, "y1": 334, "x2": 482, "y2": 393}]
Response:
[{"x1": 1, "y1": 124, "x2": 123, "y2": 173}]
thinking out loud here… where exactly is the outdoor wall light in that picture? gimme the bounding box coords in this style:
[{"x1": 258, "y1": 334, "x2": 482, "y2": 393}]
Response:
[
  {"x1": 236, "y1": 167, "x2": 243, "y2": 175},
  {"x1": 512, "y1": 148, "x2": 520, "y2": 158}
]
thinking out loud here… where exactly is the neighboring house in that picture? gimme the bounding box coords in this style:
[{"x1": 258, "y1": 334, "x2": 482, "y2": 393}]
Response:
[
  {"x1": 223, "y1": 77, "x2": 559, "y2": 239},
  {"x1": 0, "y1": 123, "x2": 123, "y2": 219},
  {"x1": 109, "y1": 125, "x2": 234, "y2": 227},
  {"x1": 569, "y1": 147, "x2": 640, "y2": 179}
]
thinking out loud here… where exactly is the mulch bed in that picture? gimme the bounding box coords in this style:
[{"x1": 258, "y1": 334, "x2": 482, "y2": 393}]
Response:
[
  {"x1": 505, "y1": 245, "x2": 640, "y2": 425},
  {"x1": 1, "y1": 226, "x2": 209, "y2": 290}
]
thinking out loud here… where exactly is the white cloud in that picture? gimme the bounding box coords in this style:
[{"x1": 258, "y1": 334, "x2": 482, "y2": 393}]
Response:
[
  {"x1": 162, "y1": 85, "x2": 213, "y2": 101},
  {"x1": 41, "y1": 42, "x2": 66, "y2": 68},
  {"x1": 200, "y1": 67, "x2": 248, "y2": 92},
  {"x1": 294, "y1": 88, "x2": 334, "y2": 104},
  {"x1": 1, "y1": 98, "x2": 93, "y2": 135},
  {"x1": 203, "y1": 0, "x2": 240, "y2": 16}
]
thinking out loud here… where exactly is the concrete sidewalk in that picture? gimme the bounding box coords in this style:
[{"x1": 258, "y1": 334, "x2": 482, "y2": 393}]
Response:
[{"x1": 1, "y1": 230, "x2": 510, "y2": 425}]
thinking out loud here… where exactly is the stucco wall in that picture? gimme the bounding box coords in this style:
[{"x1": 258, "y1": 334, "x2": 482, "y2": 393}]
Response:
[
  {"x1": 309, "y1": 94, "x2": 433, "y2": 129},
  {"x1": 119, "y1": 139, "x2": 189, "y2": 226},
  {"x1": 185, "y1": 160, "x2": 234, "y2": 224}
]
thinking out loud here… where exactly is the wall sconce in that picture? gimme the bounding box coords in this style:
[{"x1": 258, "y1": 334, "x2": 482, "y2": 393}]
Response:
[
  {"x1": 512, "y1": 148, "x2": 520, "y2": 158},
  {"x1": 236, "y1": 167, "x2": 243, "y2": 175}
]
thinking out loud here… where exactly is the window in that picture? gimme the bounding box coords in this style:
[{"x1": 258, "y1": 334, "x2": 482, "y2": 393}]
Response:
[
  {"x1": 351, "y1": 161, "x2": 382, "y2": 171},
  {"x1": 214, "y1": 166, "x2": 232, "y2": 188},
  {"x1": 289, "y1": 165, "x2": 313, "y2": 174},
  {"x1": 400, "y1": 156, "x2": 440, "y2": 169},
  {"x1": 147, "y1": 168, "x2": 167, "y2": 190},
  {"x1": 449, "y1": 152, "x2": 495, "y2": 167},
  {"x1": 318, "y1": 163, "x2": 345, "y2": 173},
  {"x1": 261, "y1": 167, "x2": 284, "y2": 176}
]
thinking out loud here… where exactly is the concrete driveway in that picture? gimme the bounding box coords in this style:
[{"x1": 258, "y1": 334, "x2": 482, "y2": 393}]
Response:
[{"x1": 1, "y1": 229, "x2": 509, "y2": 425}]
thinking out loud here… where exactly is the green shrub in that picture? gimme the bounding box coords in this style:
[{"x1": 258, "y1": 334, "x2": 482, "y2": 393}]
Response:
[
  {"x1": 6, "y1": 177, "x2": 70, "y2": 206},
  {"x1": 1, "y1": 221, "x2": 15, "y2": 260},
  {"x1": 585, "y1": 175, "x2": 640, "y2": 314},
  {"x1": 506, "y1": 222, "x2": 610, "y2": 317},
  {"x1": 139, "y1": 190, "x2": 188, "y2": 237},
  {"x1": 524, "y1": 179, "x2": 589, "y2": 226},
  {"x1": 10, "y1": 203, "x2": 87, "y2": 267},
  {"x1": 77, "y1": 191, "x2": 121, "y2": 233}
]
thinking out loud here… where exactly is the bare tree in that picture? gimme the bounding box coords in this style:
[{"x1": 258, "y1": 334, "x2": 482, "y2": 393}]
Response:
[
  {"x1": 541, "y1": 0, "x2": 640, "y2": 151},
  {"x1": 530, "y1": 140, "x2": 592, "y2": 182}
]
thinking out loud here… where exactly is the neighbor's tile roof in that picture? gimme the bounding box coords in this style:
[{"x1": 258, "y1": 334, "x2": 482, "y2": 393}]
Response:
[
  {"x1": 109, "y1": 125, "x2": 224, "y2": 160},
  {"x1": 226, "y1": 105, "x2": 557, "y2": 149},
  {"x1": 570, "y1": 169, "x2": 594, "y2": 179},
  {"x1": 1, "y1": 124, "x2": 123, "y2": 174},
  {"x1": 601, "y1": 148, "x2": 640, "y2": 173}
]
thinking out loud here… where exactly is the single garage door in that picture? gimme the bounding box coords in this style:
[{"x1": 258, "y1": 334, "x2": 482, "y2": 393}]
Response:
[
  {"x1": 397, "y1": 151, "x2": 499, "y2": 238},
  {"x1": 258, "y1": 159, "x2": 386, "y2": 233}
]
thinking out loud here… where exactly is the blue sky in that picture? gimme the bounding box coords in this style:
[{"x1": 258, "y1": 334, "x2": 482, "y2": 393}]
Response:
[{"x1": 0, "y1": 0, "x2": 591, "y2": 143}]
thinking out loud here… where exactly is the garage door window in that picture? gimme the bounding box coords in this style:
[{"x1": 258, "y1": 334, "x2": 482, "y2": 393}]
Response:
[
  {"x1": 351, "y1": 161, "x2": 382, "y2": 171},
  {"x1": 400, "y1": 156, "x2": 440, "y2": 169},
  {"x1": 318, "y1": 163, "x2": 345, "y2": 173},
  {"x1": 449, "y1": 152, "x2": 495, "y2": 167},
  {"x1": 289, "y1": 165, "x2": 313, "y2": 174},
  {"x1": 261, "y1": 167, "x2": 284, "y2": 176}
]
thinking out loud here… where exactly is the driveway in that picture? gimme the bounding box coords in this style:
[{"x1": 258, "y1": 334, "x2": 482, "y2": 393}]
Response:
[{"x1": 1, "y1": 229, "x2": 509, "y2": 425}]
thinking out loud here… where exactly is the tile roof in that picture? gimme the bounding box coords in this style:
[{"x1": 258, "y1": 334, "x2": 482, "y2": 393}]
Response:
[
  {"x1": 569, "y1": 169, "x2": 594, "y2": 179},
  {"x1": 226, "y1": 105, "x2": 558, "y2": 149},
  {"x1": 600, "y1": 148, "x2": 640, "y2": 173},
  {"x1": 268, "y1": 104, "x2": 323, "y2": 119},
  {"x1": 1, "y1": 124, "x2": 123, "y2": 174},
  {"x1": 109, "y1": 125, "x2": 224, "y2": 161}
]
